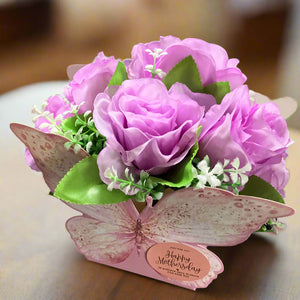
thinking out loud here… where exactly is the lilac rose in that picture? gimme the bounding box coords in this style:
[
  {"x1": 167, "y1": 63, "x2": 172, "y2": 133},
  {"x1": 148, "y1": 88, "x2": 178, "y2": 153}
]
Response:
[
  {"x1": 34, "y1": 94, "x2": 73, "y2": 133},
  {"x1": 64, "y1": 52, "x2": 119, "y2": 113},
  {"x1": 198, "y1": 85, "x2": 291, "y2": 195},
  {"x1": 255, "y1": 159, "x2": 289, "y2": 197},
  {"x1": 128, "y1": 35, "x2": 246, "y2": 90},
  {"x1": 93, "y1": 78, "x2": 205, "y2": 186},
  {"x1": 26, "y1": 94, "x2": 74, "y2": 171}
]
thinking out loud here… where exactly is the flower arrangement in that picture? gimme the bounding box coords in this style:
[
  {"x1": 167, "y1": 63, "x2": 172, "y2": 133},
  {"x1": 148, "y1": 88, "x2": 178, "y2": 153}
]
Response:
[{"x1": 11, "y1": 36, "x2": 296, "y2": 290}]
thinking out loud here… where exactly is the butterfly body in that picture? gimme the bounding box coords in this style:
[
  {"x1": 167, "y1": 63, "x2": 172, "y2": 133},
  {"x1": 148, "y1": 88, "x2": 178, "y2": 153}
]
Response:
[{"x1": 135, "y1": 219, "x2": 146, "y2": 254}]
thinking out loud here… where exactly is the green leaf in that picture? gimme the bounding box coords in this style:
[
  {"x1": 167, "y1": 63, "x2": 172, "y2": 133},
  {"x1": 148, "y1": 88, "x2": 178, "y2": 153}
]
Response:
[
  {"x1": 163, "y1": 55, "x2": 203, "y2": 92},
  {"x1": 240, "y1": 175, "x2": 285, "y2": 204},
  {"x1": 203, "y1": 81, "x2": 230, "y2": 104},
  {"x1": 54, "y1": 156, "x2": 131, "y2": 205},
  {"x1": 108, "y1": 61, "x2": 128, "y2": 86},
  {"x1": 150, "y1": 126, "x2": 202, "y2": 188},
  {"x1": 60, "y1": 115, "x2": 79, "y2": 133}
]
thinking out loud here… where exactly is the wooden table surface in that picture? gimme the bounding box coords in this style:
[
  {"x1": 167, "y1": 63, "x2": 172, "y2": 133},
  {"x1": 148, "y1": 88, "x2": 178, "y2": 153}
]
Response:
[{"x1": 1, "y1": 83, "x2": 299, "y2": 300}]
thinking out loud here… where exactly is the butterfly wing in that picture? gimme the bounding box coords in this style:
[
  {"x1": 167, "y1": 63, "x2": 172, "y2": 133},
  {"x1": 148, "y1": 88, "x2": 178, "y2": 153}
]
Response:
[
  {"x1": 66, "y1": 216, "x2": 136, "y2": 264},
  {"x1": 10, "y1": 123, "x2": 88, "y2": 192},
  {"x1": 136, "y1": 187, "x2": 294, "y2": 289},
  {"x1": 65, "y1": 200, "x2": 139, "y2": 264},
  {"x1": 142, "y1": 187, "x2": 294, "y2": 247},
  {"x1": 66, "y1": 200, "x2": 224, "y2": 289},
  {"x1": 250, "y1": 90, "x2": 298, "y2": 119},
  {"x1": 66, "y1": 64, "x2": 85, "y2": 80},
  {"x1": 10, "y1": 124, "x2": 146, "y2": 265},
  {"x1": 189, "y1": 243, "x2": 224, "y2": 289}
]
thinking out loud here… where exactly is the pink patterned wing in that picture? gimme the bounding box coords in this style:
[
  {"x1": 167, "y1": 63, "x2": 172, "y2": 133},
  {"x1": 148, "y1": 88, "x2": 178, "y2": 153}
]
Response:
[
  {"x1": 250, "y1": 91, "x2": 298, "y2": 119},
  {"x1": 65, "y1": 201, "x2": 140, "y2": 264},
  {"x1": 10, "y1": 123, "x2": 88, "y2": 192},
  {"x1": 142, "y1": 187, "x2": 295, "y2": 246},
  {"x1": 63, "y1": 188, "x2": 294, "y2": 289},
  {"x1": 66, "y1": 64, "x2": 85, "y2": 80},
  {"x1": 65, "y1": 200, "x2": 224, "y2": 289}
]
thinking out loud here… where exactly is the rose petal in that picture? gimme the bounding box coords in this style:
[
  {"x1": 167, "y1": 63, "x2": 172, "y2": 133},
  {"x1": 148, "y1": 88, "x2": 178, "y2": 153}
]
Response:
[{"x1": 199, "y1": 114, "x2": 250, "y2": 167}]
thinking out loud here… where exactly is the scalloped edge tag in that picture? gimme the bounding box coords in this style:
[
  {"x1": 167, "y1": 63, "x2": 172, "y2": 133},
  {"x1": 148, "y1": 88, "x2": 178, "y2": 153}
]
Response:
[{"x1": 146, "y1": 242, "x2": 211, "y2": 282}]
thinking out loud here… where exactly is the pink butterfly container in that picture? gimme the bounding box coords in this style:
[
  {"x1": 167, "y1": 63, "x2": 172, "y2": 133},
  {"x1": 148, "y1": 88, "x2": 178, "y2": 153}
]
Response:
[{"x1": 11, "y1": 36, "x2": 297, "y2": 290}]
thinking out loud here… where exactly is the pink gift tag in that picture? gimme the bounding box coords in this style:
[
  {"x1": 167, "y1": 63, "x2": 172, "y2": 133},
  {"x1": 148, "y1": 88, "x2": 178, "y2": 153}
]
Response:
[{"x1": 147, "y1": 242, "x2": 210, "y2": 281}]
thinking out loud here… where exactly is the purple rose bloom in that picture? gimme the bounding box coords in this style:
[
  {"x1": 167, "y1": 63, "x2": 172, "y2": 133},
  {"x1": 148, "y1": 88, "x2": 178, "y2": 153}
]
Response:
[
  {"x1": 93, "y1": 78, "x2": 205, "y2": 185},
  {"x1": 26, "y1": 94, "x2": 74, "y2": 171},
  {"x1": 25, "y1": 148, "x2": 40, "y2": 171},
  {"x1": 35, "y1": 94, "x2": 73, "y2": 133},
  {"x1": 198, "y1": 85, "x2": 291, "y2": 195},
  {"x1": 128, "y1": 35, "x2": 246, "y2": 90},
  {"x1": 65, "y1": 52, "x2": 119, "y2": 113},
  {"x1": 255, "y1": 159, "x2": 289, "y2": 197}
]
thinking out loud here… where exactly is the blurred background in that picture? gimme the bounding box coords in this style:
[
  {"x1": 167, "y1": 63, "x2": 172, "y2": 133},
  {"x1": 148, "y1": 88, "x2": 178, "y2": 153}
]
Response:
[{"x1": 0, "y1": 0, "x2": 299, "y2": 127}]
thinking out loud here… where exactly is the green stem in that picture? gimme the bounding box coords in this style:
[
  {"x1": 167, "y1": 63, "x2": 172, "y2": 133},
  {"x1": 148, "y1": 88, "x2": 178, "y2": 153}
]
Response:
[
  {"x1": 73, "y1": 112, "x2": 99, "y2": 134},
  {"x1": 223, "y1": 168, "x2": 238, "y2": 173},
  {"x1": 219, "y1": 182, "x2": 241, "y2": 195},
  {"x1": 113, "y1": 177, "x2": 151, "y2": 193},
  {"x1": 152, "y1": 56, "x2": 157, "y2": 78},
  {"x1": 44, "y1": 116, "x2": 64, "y2": 134},
  {"x1": 70, "y1": 139, "x2": 85, "y2": 147}
]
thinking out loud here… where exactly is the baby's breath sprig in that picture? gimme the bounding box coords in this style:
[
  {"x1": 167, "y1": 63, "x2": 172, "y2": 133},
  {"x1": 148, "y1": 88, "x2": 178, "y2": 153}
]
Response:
[
  {"x1": 32, "y1": 100, "x2": 106, "y2": 155},
  {"x1": 188, "y1": 156, "x2": 223, "y2": 190},
  {"x1": 32, "y1": 103, "x2": 65, "y2": 135},
  {"x1": 145, "y1": 48, "x2": 167, "y2": 79},
  {"x1": 189, "y1": 156, "x2": 252, "y2": 194},
  {"x1": 220, "y1": 158, "x2": 252, "y2": 194},
  {"x1": 104, "y1": 167, "x2": 164, "y2": 202},
  {"x1": 222, "y1": 158, "x2": 251, "y2": 186}
]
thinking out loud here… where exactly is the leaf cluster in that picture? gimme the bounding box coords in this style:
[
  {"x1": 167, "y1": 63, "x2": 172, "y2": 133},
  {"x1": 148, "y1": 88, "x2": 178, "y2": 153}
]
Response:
[{"x1": 60, "y1": 111, "x2": 106, "y2": 155}]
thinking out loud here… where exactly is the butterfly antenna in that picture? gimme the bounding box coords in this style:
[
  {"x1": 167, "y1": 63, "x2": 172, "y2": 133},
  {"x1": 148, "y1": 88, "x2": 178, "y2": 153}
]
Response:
[{"x1": 146, "y1": 196, "x2": 153, "y2": 208}]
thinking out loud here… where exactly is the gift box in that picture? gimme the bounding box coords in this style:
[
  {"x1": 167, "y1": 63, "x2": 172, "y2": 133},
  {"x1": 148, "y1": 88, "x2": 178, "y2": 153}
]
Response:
[{"x1": 11, "y1": 36, "x2": 297, "y2": 290}]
